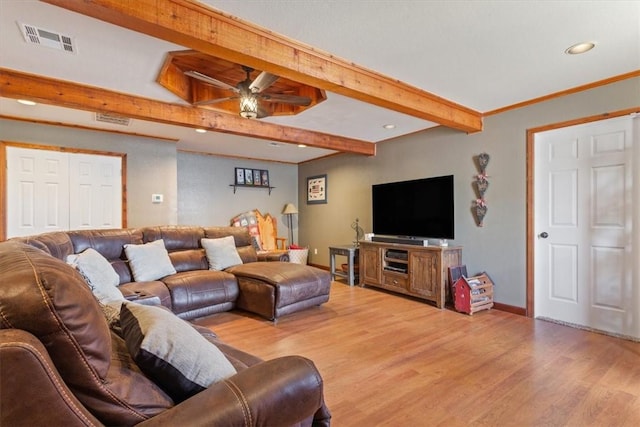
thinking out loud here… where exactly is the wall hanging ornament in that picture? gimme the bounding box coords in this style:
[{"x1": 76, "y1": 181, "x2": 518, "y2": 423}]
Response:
[{"x1": 473, "y1": 153, "x2": 490, "y2": 227}]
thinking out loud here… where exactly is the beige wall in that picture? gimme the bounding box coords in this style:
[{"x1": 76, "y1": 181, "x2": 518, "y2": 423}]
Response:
[
  {"x1": 2, "y1": 77, "x2": 637, "y2": 307},
  {"x1": 178, "y1": 151, "x2": 299, "y2": 239},
  {"x1": 0, "y1": 119, "x2": 299, "y2": 241},
  {"x1": 298, "y1": 77, "x2": 640, "y2": 308},
  {"x1": 0, "y1": 119, "x2": 179, "y2": 227}
]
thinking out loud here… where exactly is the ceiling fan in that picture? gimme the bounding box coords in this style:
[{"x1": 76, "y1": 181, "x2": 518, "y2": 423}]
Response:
[{"x1": 184, "y1": 66, "x2": 312, "y2": 119}]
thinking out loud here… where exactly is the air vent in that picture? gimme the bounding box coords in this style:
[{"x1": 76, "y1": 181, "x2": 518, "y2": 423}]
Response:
[
  {"x1": 95, "y1": 112, "x2": 131, "y2": 126},
  {"x1": 19, "y1": 23, "x2": 75, "y2": 53}
]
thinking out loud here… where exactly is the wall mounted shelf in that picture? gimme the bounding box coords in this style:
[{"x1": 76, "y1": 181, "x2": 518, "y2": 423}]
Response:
[{"x1": 229, "y1": 184, "x2": 275, "y2": 195}]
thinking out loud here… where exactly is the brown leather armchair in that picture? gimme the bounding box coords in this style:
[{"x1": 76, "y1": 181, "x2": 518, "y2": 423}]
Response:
[{"x1": 0, "y1": 241, "x2": 331, "y2": 426}]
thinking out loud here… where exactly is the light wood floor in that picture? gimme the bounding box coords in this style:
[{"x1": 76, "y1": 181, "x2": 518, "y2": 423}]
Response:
[{"x1": 194, "y1": 282, "x2": 640, "y2": 426}]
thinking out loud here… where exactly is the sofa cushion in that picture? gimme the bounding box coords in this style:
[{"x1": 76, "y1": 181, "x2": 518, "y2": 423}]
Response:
[
  {"x1": 67, "y1": 228, "x2": 144, "y2": 284},
  {"x1": 120, "y1": 301, "x2": 237, "y2": 402},
  {"x1": 201, "y1": 236, "x2": 243, "y2": 270},
  {"x1": 67, "y1": 248, "x2": 125, "y2": 304},
  {"x1": 124, "y1": 239, "x2": 176, "y2": 281},
  {"x1": 140, "y1": 226, "x2": 209, "y2": 272}
]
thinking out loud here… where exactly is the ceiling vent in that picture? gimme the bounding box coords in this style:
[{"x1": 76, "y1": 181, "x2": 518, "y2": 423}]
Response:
[
  {"x1": 19, "y1": 22, "x2": 75, "y2": 53},
  {"x1": 95, "y1": 112, "x2": 131, "y2": 126}
]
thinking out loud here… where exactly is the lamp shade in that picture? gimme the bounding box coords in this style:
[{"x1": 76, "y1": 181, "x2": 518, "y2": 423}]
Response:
[
  {"x1": 282, "y1": 203, "x2": 298, "y2": 215},
  {"x1": 239, "y1": 94, "x2": 258, "y2": 119}
]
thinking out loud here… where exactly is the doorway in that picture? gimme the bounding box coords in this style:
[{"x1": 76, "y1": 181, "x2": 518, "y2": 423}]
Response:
[{"x1": 528, "y1": 113, "x2": 638, "y2": 338}]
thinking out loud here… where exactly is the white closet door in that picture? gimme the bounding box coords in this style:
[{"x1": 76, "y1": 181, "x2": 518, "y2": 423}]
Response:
[
  {"x1": 6, "y1": 147, "x2": 122, "y2": 238},
  {"x1": 7, "y1": 146, "x2": 70, "y2": 237},
  {"x1": 69, "y1": 153, "x2": 122, "y2": 230}
]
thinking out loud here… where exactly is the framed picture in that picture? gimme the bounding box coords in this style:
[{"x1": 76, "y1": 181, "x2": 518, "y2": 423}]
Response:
[
  {"x1": 244, "y1": 168, "x2": 254, "y2": 185},
  {"x1": 307, "y1": 174, "x2": 327, "y2": 204},
  {"x1": 260, "y1": 170, "x2": 270, "y2": 187},
  {"x1": 253, "y1": 169, "x2": 262, "y2": 186},
  {"x1": 235, "y1": 167, "x2": 245, "y2": 185}
]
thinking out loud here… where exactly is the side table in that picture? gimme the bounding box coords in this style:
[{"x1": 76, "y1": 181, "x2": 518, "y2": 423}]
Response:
[{"x1": 329, "y1": 245, "x2": 359, "y2": 286}]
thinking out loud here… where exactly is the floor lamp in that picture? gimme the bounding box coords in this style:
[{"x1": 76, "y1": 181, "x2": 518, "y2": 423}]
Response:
[{"x1": 282, "y1": 203, "x2": 298, "y2": 248}]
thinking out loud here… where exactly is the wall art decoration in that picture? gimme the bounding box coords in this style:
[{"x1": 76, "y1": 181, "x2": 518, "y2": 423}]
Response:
[
  {"x1": 244, "y1": 168, "x2": 254, "y2": 185},
  {"x1": 231, "y1": 167, "x2": 274, "y2": 194},
  {"x1": 235, "y1": 167, "x2": 245, "y2": 185},
  {"x1": 473, "y1": 153, "x2": 490, "y2": 226},
  {"x1": 260, "y1": 170, "x2": 270, "y2": 187},
  {"x1": 307, "y1": 174, "x2": 327, "y2": 204}
]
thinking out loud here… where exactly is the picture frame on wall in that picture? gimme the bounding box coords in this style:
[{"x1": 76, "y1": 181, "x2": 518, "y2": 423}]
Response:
[
  {"x1": 307, "y1": 174, "x2": 327, "y2": 204},
  {"x1": 244, "y1": 168, "x2": 254, "y2": 185},
  {"x1": 261, "y1": 170, "x2": 270, "y2": 187},
  {"x1": 235, "y1": 167, "x2": 245, "y2": 185},
  {"x1": 253, "y1": 170, "x2": 262, "y2": 186}
]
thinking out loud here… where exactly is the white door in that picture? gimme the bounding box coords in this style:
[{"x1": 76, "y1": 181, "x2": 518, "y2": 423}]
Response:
[
  {"x1": 69, "y1": 153, "x2": 122, "y2": 230},
  {"x1": 7, "y1": 146, "x2": 70, "y2": 237},
  {"x1": 534, "y1": 116, "x2": 638, "y2": 338},
  {"x1": 6, "y1": 147, "x2": 122, "y2": 238}
]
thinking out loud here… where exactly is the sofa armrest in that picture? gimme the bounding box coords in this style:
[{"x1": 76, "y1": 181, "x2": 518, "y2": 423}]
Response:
[
  {"x1": 257, "y1": 251, "x2": 290, "y2": 262},
  {"x1": 0, "y1": 329, "x2": 103, "y2": 427},
  {"x1": 138, "y1": 355, "x2": 330, "y2": 427}
]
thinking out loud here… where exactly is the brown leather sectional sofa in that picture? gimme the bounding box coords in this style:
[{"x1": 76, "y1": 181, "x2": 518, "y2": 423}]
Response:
[
  {"x1": 0, "y1": 225, "x2": 332, "y2": 426},
  {"x1": 12, "y1": 225, "x2": 331, "y2": 321}
]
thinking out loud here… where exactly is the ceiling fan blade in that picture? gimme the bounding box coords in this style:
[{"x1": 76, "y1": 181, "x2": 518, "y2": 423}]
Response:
[
  {"x1": 256, "y1": 105, "x2": 270, "y2": 119},
  {"x1": 185, "y1": 70, "x2": 238, "y2": 92},
  {"x1": 193, "y1": 96, "x2": 238, "y2": 106},
  {"x1": 260, "y1": 93, "x2": 312, "y2": 106},
  {"x1": 249, "y1": 71, "x2": 279, "y2": 93}
]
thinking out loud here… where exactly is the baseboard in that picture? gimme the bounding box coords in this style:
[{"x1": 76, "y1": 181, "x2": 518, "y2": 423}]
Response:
[
  {"x1": 316, "y1": 262, "x2": 527, "y2": 316},
  {"x1": 492, "y1": 302, "x2": 526, "y2": 316}
]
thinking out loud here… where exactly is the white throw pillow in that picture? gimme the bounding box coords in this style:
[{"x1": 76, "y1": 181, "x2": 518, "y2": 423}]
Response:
[
  {"x1": 201, "y1": 236, "x2": 243, "y2": 270},
  {"x1": 67, "y1": 248, "x2": 124, "y2": 304},
  {"x1": 124, "y1": 239, "x2": 176, "y2": 282}
]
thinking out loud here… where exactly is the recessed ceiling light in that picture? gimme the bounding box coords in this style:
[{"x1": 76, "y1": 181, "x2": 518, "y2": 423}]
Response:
[
  {"x1": 17, "y1": 99, "x2": 37, "y2": 106},
  {"x1": 195, "y1": 128, "x2": 207, "y2": 133},
  {"x1": 383, "y1": 124, "x2": 396, "y2": 129},
  {"x1": 298, "y1": 144, "x2": 307, "y2": 148},
  {"x1": 565, "y1": 42, "x2": 595, "y2": 55}
]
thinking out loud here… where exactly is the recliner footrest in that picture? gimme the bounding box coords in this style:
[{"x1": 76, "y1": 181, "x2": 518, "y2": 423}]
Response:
[{"x1": 226, "y1": 262, "x2": 330, "y2": 320}]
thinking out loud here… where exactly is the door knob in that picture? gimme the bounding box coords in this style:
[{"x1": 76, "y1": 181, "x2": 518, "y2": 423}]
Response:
[{"x1": 539, "y1": 232, "x2": 549, "y2": 239}]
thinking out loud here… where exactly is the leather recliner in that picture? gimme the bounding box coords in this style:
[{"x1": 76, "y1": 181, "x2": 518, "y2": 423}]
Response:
[{"x1": 0, "y1": 241, "x2": 331, "y2": 426}]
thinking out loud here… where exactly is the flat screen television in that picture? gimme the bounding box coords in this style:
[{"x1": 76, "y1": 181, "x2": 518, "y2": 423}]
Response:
[{"x1": 372, "y1": 175, "x2": 454, "y2": 240}]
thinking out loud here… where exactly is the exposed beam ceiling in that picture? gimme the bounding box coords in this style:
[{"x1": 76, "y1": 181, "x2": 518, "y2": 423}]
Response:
[
  {"x1": 41, "y1": 0, "x2": 483, "y2": 134},
  {"x1": 0, "y1": 68, "x2": 375, "y2": 155}
]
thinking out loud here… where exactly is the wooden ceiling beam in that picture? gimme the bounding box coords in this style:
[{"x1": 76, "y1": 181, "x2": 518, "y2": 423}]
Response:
[
  {"x1": 0, "y1": 68, "x2": 375, "y2": 156},
  {"x1": 41, "y1": 0, "x2": 483, "y2": 133}
]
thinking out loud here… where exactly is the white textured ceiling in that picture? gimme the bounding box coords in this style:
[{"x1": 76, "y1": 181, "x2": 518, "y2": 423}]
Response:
[{"x1": 1, "y1": 0, "x2": 638, "y2": 163}]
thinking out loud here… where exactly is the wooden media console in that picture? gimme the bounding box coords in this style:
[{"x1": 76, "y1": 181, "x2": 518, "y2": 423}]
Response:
[{"x1": 358, "y1": 241, "x2": 462, "y2": 308}]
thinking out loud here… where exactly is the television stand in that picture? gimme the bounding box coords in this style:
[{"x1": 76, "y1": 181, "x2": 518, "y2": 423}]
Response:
[{"x1": 359, "y1": 241, "x2": 462, "y2": 308}]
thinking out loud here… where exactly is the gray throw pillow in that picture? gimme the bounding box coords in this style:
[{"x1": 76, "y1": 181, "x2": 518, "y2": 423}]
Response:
[
  {"x1": 201, "y1": 236, "x2": 243, "y2": 270},
  {"x1": 120, "y1": 301, "x2": 237, "y2": 402},
  {"x1": 124, "y1": 239, "x2": 177, "y2": 281},
  {"x1": 67, "y1": 248, "x2": 125, "y2": 304}
]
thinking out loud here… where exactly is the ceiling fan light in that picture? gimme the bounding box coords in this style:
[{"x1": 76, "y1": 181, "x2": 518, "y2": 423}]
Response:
[{"x1": 239, "y1": 94, "x2": 258, "y2": 119}]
